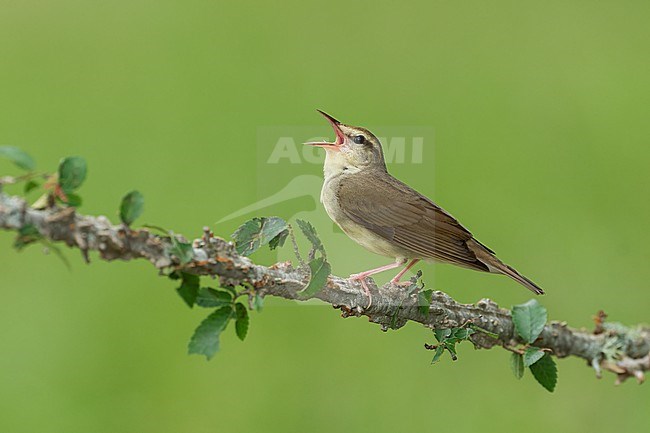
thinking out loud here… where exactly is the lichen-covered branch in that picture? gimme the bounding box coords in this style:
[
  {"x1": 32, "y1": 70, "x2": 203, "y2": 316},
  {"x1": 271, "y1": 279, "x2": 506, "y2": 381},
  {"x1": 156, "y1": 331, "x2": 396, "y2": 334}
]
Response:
[{"x1": 1, "y1": 191, "x2": 648, "y2": 384}]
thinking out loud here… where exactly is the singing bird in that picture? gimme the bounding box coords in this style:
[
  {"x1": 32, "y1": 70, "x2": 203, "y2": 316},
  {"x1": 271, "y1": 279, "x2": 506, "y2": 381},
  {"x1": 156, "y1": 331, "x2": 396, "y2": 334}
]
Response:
[{"x1": 306, "y1": 110, "x2": 543, "y2": 302}]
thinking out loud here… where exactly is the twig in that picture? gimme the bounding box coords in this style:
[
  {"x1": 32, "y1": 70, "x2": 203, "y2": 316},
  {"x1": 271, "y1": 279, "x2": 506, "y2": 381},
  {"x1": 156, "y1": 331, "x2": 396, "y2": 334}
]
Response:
[{"x1": 1, "y1": 191, "x2": 649, "y2": 383}]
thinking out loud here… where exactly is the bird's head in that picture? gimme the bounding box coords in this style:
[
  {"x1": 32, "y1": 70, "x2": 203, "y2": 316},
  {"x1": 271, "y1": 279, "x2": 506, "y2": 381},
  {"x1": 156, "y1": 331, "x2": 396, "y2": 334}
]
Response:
[{"x1": 305, "y1": 110, "x2": 386, "y2": 173}]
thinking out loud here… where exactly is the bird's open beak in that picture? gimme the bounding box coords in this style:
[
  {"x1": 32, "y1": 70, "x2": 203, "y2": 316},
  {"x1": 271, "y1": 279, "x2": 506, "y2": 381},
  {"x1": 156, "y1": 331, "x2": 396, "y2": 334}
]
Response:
[{"x1": 304, "y1": 109, "x2": 345, "y2": 150}]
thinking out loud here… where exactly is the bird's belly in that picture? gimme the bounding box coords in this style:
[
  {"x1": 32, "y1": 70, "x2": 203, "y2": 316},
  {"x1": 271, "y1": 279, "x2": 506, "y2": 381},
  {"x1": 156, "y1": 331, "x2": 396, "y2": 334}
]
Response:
[{"x1": 338, "y1": 220, "x2": 410, "y2": 258}]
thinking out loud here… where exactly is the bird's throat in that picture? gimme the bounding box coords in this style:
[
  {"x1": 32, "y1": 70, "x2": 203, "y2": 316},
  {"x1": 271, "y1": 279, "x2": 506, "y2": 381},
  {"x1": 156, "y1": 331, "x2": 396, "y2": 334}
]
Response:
[{"x1": 322, "y1": 150, "x2": 359, "y2": 181}]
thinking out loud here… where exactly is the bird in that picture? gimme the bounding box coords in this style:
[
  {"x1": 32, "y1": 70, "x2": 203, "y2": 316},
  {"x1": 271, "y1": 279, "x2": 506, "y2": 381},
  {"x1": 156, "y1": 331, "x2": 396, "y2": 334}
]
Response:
[{"x1": 305, "y1": 110, "x2": 543, "y2": 304}]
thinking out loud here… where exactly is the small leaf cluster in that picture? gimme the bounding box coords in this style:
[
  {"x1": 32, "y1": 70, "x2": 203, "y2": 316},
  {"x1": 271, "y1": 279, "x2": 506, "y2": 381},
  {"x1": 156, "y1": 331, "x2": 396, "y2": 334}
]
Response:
[
  {"x1": 510, "y1": 299, "x2": 557, "y2": 392},
  {"x1": 57, "y1": 157, "x2": 87, "y2": 206},
  {"x1": 231, "y1": 217, "x2": 331, "y2": 300},
  {"x1": 429, "y1": 327, "x2": 475, "y2": 364},
  {"x1": 231, "y1": 217, "x2": 289, "y2": 256},
  {"x1": 294, "y1": 219, "x2": 330, "y2": 299},
  {"x1": 169, "y1": 272, "x2": 253, "y2": 360},
  {"x1": 0, "y1": 147, "x2": 89, "y2": 208}
]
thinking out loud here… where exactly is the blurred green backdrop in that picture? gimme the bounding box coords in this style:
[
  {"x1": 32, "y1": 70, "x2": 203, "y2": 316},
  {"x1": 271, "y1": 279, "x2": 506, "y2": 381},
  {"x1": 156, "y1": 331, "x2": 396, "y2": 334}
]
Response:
[{"x1": 1, "y1": 1, "x2": 649, "y2": 432}]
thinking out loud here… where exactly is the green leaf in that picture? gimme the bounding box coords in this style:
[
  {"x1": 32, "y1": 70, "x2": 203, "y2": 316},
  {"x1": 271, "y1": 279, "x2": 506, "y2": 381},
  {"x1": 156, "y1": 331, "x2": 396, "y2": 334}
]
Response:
[
  {"x1": 235, "y1": 302, "x2": 249, "y2": 341},
  {"x1": 0, "y1": 146, "x2": 35, "y2": 170},
  {"x1": 253, "y1": 293, "x2": 264, "y2": 312},
  {"x1": 444, "y1": 341, "x2": 458, "y2": 361},
  {"x1": 24, "y1": 180, "x2": 40, "y2": 194},
  {"x1": 120, "y1": 190, "x2": 144, "y2": 226},
  {"x1": 529, "y1": 353, "x2": 557, "y2": 392},
  {"x1": 196, "y1": 287, "x2": 233, "y2": 308},
  {"x1": 451, "y1": 328, "x2": 474, "y2": 340},
  {"x1": 58, "y1": 156, "x2": 87, "y2": 193},
  {"x1": 297, "y1": 256, "x2": 331, "y2": 299},
  {"x1": 431, "y1": 345, "x2": 445, "y2": 364},
  {"x1": 176, "y1": 273, "x2": 200, "y2": 308},
  {"x1": 418, "y1": 289, "x2": 433, "y2": 315},
  {"x1": 268, "y1": 229, "x2": 289, "y2": 250},
  {"x1": 523, "y1": 347, "x2": 546, "y2": 367},
  {"x1": 14, "y1": 224, "x2": 42, "y2": 250},
  {"x1": 188, "y1": 306, "x2": 233, "y2": 360},
  {"x1": 169, "y1": 236, "x2": 194, "y2": 264},
  {"x1": 295, "y1": 219, "x2": 326, "y2": 258},
  {"x1": 231, "y1": 217, "x2": 289, "y2": 256},
  {"x1": 222, "y1": 285, "x2": 238, "y2": 297},
  {"x1": 512, "y1": 299, "x2": 548, "y2": 344},
  {"x1": 61, "y1": 193, "x2": 82, "y2": 207},
  {"x1": 434, "y1": 328, "x2": 451, "y2": 342},
  {"x1": 510, "y1": 353, "x2": 525, "y2": 379}
]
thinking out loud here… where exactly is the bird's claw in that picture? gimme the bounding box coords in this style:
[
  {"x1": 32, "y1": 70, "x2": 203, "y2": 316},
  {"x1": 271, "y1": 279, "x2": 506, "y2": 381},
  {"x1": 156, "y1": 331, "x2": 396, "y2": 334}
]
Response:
[
  {"x1": 348, "y1": 275, "x2": 373, "y2": 308},
  {"x1": 389, "y1": 279, "x2": 416, "y2": 288}
]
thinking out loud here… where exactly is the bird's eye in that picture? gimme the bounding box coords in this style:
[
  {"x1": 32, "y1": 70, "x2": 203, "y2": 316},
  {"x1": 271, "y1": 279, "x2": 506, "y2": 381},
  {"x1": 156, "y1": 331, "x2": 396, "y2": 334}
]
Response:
[{"x1": 353, "y1": 135, "x2": 365, "y2": 144}]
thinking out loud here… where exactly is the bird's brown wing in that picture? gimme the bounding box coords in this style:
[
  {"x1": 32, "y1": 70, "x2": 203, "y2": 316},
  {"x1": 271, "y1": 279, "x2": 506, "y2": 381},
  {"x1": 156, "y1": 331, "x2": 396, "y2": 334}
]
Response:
[{"x1": 337, "y1": 171, "x2": 490, "y2": 271}]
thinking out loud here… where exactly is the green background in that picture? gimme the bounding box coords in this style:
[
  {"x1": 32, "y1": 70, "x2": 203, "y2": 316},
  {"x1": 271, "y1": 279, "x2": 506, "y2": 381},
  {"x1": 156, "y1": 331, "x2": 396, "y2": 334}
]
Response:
[{"x1": 1, "y1": 1, "x2": 649, "y2": 432}]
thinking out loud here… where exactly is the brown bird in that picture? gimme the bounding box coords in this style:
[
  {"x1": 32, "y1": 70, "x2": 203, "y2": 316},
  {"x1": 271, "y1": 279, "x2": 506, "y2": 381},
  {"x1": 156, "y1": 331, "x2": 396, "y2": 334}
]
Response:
[{"x1": 306, "y1": 110, "x2": 543, "y2": 303}]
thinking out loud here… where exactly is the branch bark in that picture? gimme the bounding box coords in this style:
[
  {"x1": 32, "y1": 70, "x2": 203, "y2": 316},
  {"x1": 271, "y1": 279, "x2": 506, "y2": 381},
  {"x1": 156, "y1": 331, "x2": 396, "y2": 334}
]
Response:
[{"x1": 1, "y1": 191, "x2": 648, "y2": 384}]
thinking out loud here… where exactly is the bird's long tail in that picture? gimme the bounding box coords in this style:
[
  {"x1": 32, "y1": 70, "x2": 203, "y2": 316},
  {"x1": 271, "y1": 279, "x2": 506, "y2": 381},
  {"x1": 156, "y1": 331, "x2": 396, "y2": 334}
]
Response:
[
  {"x1": 496, "y1": 263, "x2": 545, "y2": 295},
  {"x1": 467, "y1": 239, "x2": 544, "y2": 295}
]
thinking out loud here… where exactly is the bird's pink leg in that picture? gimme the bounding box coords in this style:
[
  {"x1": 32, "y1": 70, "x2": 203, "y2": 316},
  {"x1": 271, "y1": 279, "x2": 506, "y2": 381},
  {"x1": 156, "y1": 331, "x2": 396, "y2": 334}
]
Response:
[
  {"x1": 349, "y1": 261, "x2": 404, "y2": 280},
  {"x1": 390, "y1": 259, "x2": 421, "y2": 284},
  {"x1": 349, "y1": 260, "x2": 406, "y2": 308}
]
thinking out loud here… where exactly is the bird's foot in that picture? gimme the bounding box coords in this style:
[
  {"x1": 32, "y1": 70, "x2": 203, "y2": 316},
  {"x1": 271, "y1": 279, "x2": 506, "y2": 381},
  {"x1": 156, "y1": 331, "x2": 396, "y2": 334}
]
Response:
[
  {"x1": 348, "y1": 274, "x2": 373, "y2": 308},
  {"x1": 389, "y1": 279, "x2": 416, "y2": 288}
]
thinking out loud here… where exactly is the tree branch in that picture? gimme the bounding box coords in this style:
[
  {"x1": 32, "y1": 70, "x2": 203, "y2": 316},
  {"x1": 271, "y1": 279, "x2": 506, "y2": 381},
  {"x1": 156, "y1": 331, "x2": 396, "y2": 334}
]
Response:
[{"x1": 1, "y1": 191, "x2": 648, "y2": 384}]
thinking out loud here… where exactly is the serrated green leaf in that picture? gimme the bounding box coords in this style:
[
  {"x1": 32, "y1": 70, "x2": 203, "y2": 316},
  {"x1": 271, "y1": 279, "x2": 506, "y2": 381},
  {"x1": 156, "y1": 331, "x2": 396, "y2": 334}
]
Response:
[
  {"x1": 452, "y1": 328, "x2": 475, "y2": 340},
  {"x1": 512, "y1": 299, "x2": 548, "y2": 344},
  {"x1": 434, "y1": 328, "x2": 451, "y2": 342},
  {"x1": 235, "y1": 302, "x2": 249, "y2": 341},
  {"x1": 169, "y1": 236, "x2": 193, "y2": 264},
  {"x1": 222, "y1": 285, "x2": 238, "y2": 297},
  {"x1": 196, "y1": 287, "x2": 233, "y2": 308},
  {"x1": 295, "y1": 219, "x2": 326, "y2": 258},
  {"x1": 188, "y1": 306, "x2": 233, "y2": 360},
  {"x1": 58, "y1": 156, "x2": 87, "y2": 193},
  {"x1": 14, "y1": 224, "x2": 42, "y2": 250},
  {"x1": 529, "y1": 353, "x2": 557, "y2": 392},
  {"x1": 120, "y1": 190, "x2": 144, "y2": 226},
  {"x1": 0, "y1": 146, "x2": 35, "y2": 170},
  {"x1": 253, "y1": 293, "x2": 264, "y2": 312},
  {"x1": 231, "y1": 217, "x2": 288, "y2": 256},
  {"x1": 24, "y1": 179, "x2": 40, "y2": 194},
  {"x1": 297, "y1": 256, "x2": 331, "y2": 299},
  {"x1": 444, "y1": 341, "x2": 459, "y2": 360},
  {"x1": 523, "y1": 347, "x2": 545, "y2": 367},
  {"x1": 268, "y1": 229, "x2": 289, "y2": 250},
  {"x1": 510, "y1": 353, "x2": 524, "y2": 379},
  {"x1": 176, "y1": 273, "x2": 200, "y2": 308},
  {"x1": 418, "y1": 289, "x2": 433, "y2": 315},
  {"x1": 431, "y1": 346, "x2": 445, "y2": 364}
]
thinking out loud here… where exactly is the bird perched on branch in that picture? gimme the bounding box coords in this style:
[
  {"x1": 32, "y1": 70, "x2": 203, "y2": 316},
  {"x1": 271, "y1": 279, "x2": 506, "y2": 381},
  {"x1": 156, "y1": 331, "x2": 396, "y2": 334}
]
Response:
[{"x1": 306, "y1": 110, "x2": 543, "y2": 304}]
